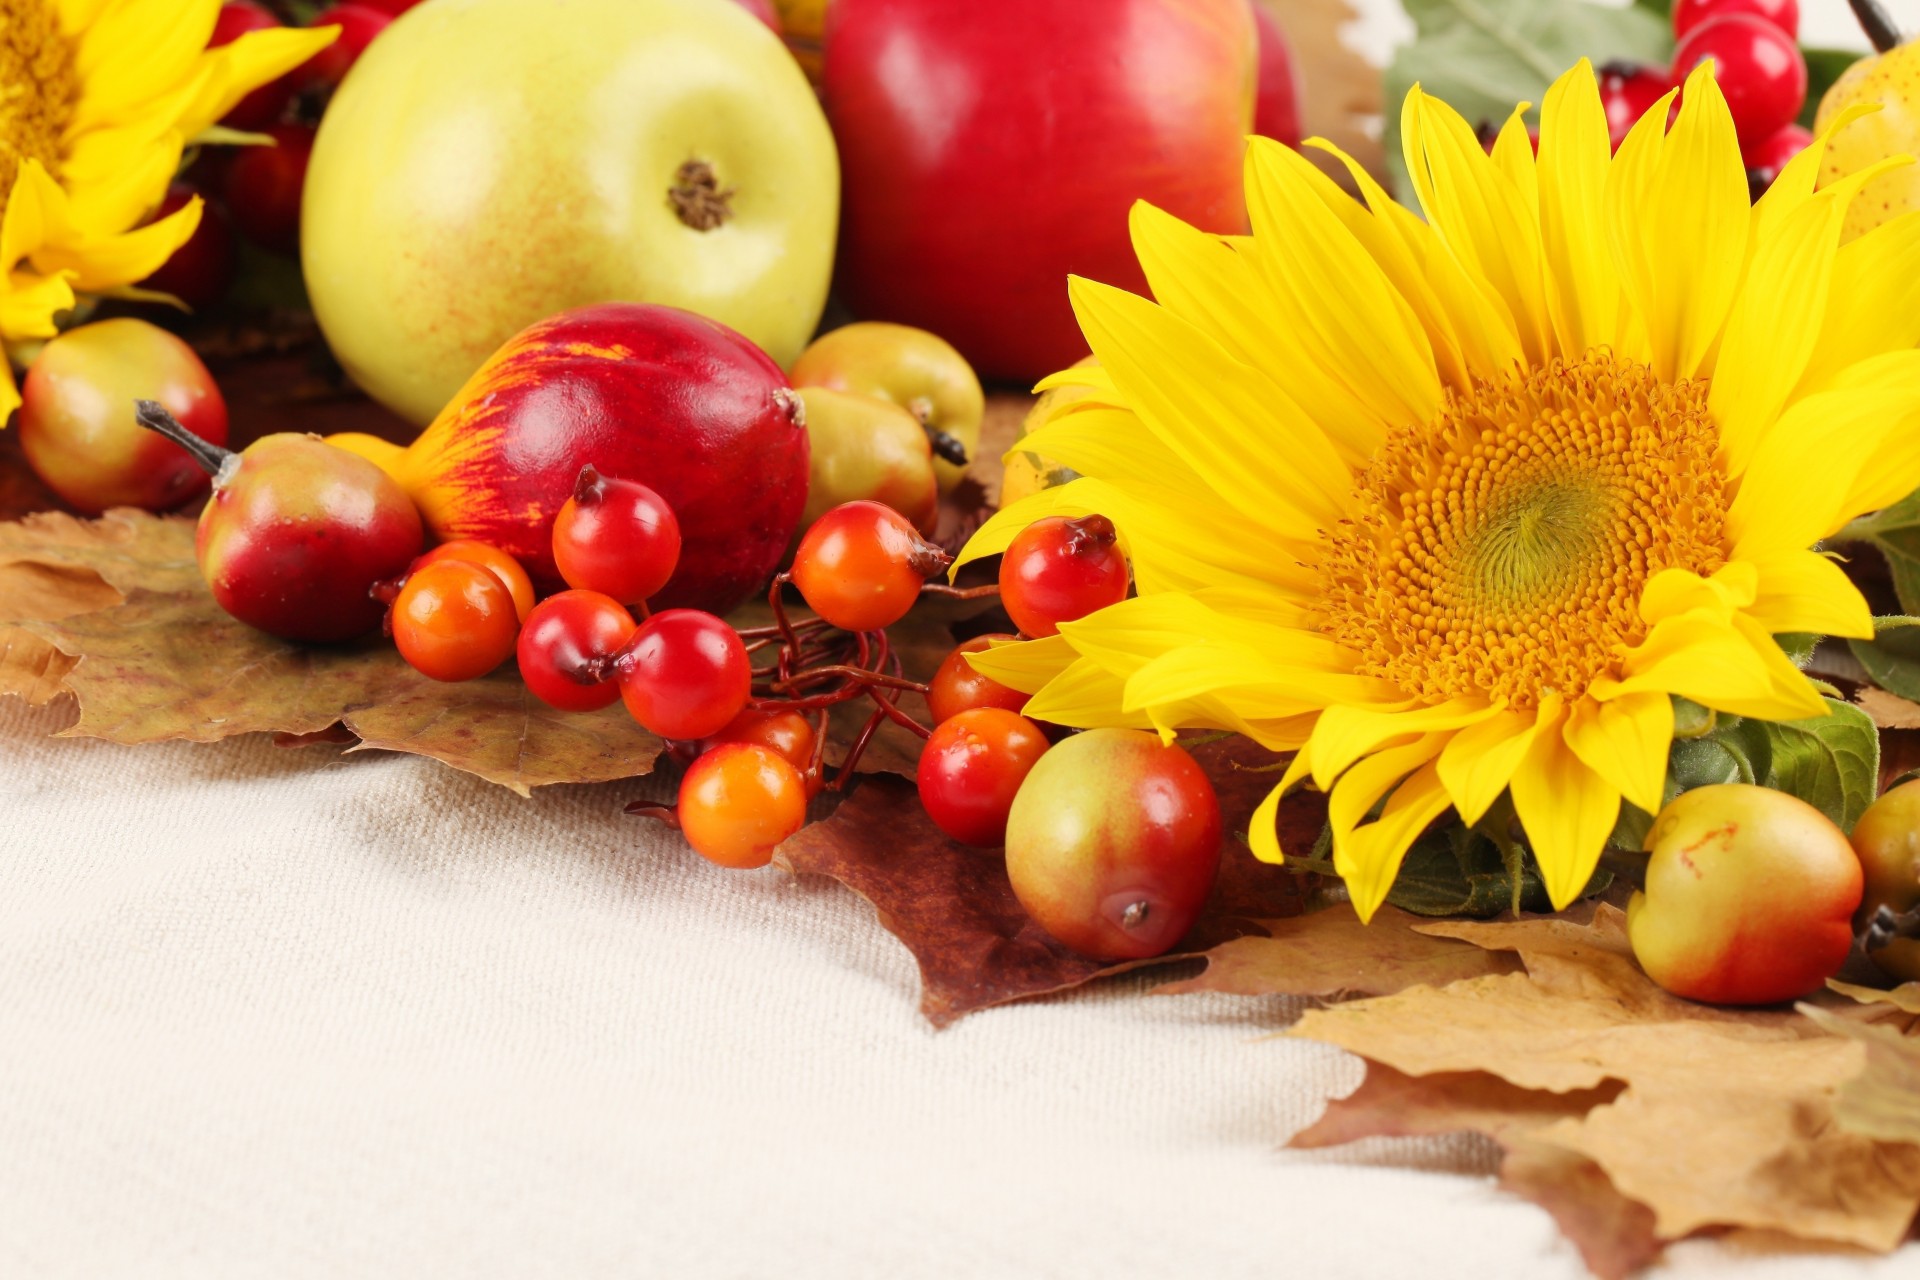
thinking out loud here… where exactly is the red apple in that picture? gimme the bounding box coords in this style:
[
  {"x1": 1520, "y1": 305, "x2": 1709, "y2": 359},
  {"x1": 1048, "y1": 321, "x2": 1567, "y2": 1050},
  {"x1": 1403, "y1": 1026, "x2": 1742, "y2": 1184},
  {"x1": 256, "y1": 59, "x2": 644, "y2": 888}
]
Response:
[
  {"x1": 327, "y1": 303, "x2": 811, "y2": 613},
  {"x1": 356, "y1": 0, "x2": 424, "y2": 13},
  {"x1": 1249, "y1": 2, "x2": 1301, "y2": 146},
  {"x1": 823, "y1": 0, "x2": 1257, "y2": 382},
  {"x1": 211, "y1": 2, "x2": 294, "y2": 130},
  {"x1": 18, "y1": 319, "x2": 230, "y2": 515},
  {"x1": 138, "y1": 184, "x2": 238, "y2": 311}
]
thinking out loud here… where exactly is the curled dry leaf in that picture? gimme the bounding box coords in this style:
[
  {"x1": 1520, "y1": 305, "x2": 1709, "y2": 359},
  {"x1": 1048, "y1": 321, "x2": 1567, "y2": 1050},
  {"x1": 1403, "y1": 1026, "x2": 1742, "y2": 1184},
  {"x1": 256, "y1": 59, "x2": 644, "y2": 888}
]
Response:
[
  {"x1": 1286, "y1": 906, "x2": 1920, "y2": 1269},
  {"x1": 773, "y1": 736, "x2": 1323, "y2": 1027},
  {"x1": 1830, "y1": 978, "x2": 1920, "y2": 1016},
  {"x1": 1154, "y1": 903, "x2": 1521, "y2": 1000},
  {"x1": 1857, "y1": 685, "x2": 1920, "y2": 731},
  {"x1": 1800, "y1": 1004, "x2": 1920, "y2": 1148}
]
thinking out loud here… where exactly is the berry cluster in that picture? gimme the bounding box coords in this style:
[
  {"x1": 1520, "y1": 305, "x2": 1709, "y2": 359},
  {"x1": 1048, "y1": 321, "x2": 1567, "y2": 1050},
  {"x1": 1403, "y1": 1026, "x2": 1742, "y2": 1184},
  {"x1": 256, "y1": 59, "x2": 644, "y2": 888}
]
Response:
[{"x1": 1596, "y1": 0, "x2": 1810, "y2": 198}]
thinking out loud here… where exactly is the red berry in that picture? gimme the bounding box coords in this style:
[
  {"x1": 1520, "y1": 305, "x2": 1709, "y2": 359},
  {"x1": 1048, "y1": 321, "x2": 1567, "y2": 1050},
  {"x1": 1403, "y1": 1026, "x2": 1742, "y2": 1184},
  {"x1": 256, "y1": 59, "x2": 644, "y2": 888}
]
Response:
[
  {"x1": 927, "y1": 634, "x2": 1030, "y2": 725},
  {"x1": 678, "y1": 744, "x2": 808, "y2": 870},
  {"x1": 138, "y1": 184, "x2": 236, "y2": 311},
  {"x1": 791, "y1": 500, "x2": 952, "y2": 633},
  {"x1": 998, "y1": 514, "x2": 1128, "y2": 639},
  {"x1": 1672, "y1": 0, "x2": 1798, "y2": 41},
  {"x1": 221, "y1": 123, "x2": 313, "y2": 254},
  {"x1": 617, "y1": 609, "x2": 752, "y2": 741},
  {"x1": 1744, "y1": 122, "x2": 1812, "y2": 197},
  {"x1": 516, "y1": 590, "x2": 636, "y2": 712},
  {"x1": 1598, "y1": 61, "x2": 1673, "y2": 152},
  {"x1": 298, "y1": 3, "x2": 392, "y2": 93},
  {"x1": 551, "y1": 465, "x2": 682, "y2": 605},
  {"x1": 412, "y1": 540, "x2": 536, "y2": 622},
  {"x1": 210, "y1": 2, "x2": 292, "y2": 130},
  {"x1": 916, "y1": 708, "x2": 1050, "y2": 847},
  {"x1": 354, "y1": 0, "x2": 424, "y2": 13},
  {"x1": 1672, "y1": 13, "x2": 1806, "y2": 149},
  {"x1": 701, "y1": 707, "x2": 817, "y2": 781},
  {"x1": 391, "y1": 559, "x2": 519, "y2": 682}
]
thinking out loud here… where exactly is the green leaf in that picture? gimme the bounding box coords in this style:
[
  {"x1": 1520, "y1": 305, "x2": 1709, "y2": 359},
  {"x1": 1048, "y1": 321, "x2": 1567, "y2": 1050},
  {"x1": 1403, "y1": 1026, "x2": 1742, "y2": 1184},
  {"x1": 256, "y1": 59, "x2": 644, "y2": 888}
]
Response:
[
  {"x1": 1383, "y1": 0, "x2": 1672, "y2": 200},
  {"x1": 1838, "y1": 491, "x2": 1920, "y2": 614},
  {"x1": 1755, "y1": 698, "x2": 1880, "y2": 830},
  {"x1": 1801, "y1": 47, "x2": 1866, "y2": 130},
  {"x1": 1847, "y1": 616, "x2": 1920, "y2": 701},
  {"x1": 1633, "y1": 0, "x2": 1672, "y2": 16}
]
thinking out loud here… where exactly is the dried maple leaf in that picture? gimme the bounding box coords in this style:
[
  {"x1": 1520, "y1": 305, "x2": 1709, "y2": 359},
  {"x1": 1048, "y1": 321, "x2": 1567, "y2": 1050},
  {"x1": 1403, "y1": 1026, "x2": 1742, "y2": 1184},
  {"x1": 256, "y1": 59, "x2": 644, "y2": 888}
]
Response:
[
  {"x1": 1858, "y1": 686, "x2": 1920, "y2": 730},
  {"x1": 1801, "y1": 1005, "x2": 1920, "y2": 1148},
  {"x1": 1830, "y1": 978, "x2": 1920, "y2": 1016},
  {"x1": 773, "y1": 736, "x2": 1322, "y2": 1027},
  {"x1": 1285, "y1": 906, "x2": 1920, "y2": 1266},
  {"x1": 1154, "y1": 903, "x2": 1521, "y2": 1000}
]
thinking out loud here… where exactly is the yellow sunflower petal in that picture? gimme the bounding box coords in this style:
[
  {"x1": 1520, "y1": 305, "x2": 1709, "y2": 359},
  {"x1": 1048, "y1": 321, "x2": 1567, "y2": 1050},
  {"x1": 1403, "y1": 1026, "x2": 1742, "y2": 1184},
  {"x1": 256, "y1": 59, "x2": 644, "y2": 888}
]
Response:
[
  {"x1": 961, "y1": 633, "x2": 1077, "y2": 695},
  {"x1": 1563, "y1": 691, "x2": 1672, "y2": 818},
  {"x1": 1796, "y1": 211, "x2": 1920, "y2": 396},
  {"x1": 65, "y1": 0, "x2": 219, "y2": 131},
  {"x1": 1436, "y1": 700, "x2": 1559, "y2": 827},
  {"x1": 1537, "y1": 61, "x2": 1623, "y2": 361},
  {"x1": 1338, "y1": 760, "x2": 1454, "y2": 924},
  {"x1": 0, "y1": 269, "x2": 78, "y2": 341},
  {"x1": 1511, "y1": 718, "x2": 1619, "y2": 910},
  {"x1": 1606, "y1": 65, "x2": 1746, "y2": 381},
  {"x1": 0, "y1": 359, "x2": 19, "y2": 425},
  {"x1": 1020, "y1": 658, "x2": 1156, "y2": 732},
  {"x1": 1601, "y1": 608, "x2": 1826, "y2": 721},
  {"x1": 31, "y1": 195, "x2": 202, "y2": 292},
  {"x1": 1745, "y1": 549, "x2": 1874, "y2": 640},
  {"x1": 1307, "y1": 696, "x2": 1501, "y2": 792},
  {"x1": 1240, "y1": 138, "x2": 1443, "y2": 428},
  {"x1": 1031, "y1": 363, "x2": 1117, "y2": 397},
  {"x1": 180, "y1": 25, "x2": 341, "y2": 141},
  {"x1": 1402, "y1": 86, "x2": 1553, "y2": 365}
]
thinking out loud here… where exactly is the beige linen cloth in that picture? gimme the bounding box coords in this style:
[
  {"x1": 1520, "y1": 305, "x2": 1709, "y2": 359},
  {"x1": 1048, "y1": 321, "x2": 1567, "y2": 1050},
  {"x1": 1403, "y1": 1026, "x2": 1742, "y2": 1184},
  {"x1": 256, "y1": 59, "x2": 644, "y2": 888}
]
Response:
[{"x1": 3, "y1": 696, "x2": 1917, "y2": 1278}]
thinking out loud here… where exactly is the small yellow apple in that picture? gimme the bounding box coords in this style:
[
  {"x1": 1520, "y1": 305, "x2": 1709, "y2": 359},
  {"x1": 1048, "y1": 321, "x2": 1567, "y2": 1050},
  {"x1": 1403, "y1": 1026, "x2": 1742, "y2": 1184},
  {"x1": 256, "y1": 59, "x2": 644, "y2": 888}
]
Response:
[{"x1": 795, "y1": 386, "x2": 938, "y2": 535}]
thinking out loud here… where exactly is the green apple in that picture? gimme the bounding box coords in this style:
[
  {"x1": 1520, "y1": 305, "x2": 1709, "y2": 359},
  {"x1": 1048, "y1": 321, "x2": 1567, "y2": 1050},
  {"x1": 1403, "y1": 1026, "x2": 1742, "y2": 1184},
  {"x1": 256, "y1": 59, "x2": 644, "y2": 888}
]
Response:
[{"x1": 303, "y1": 0, "x2": 838, "y2": 426}]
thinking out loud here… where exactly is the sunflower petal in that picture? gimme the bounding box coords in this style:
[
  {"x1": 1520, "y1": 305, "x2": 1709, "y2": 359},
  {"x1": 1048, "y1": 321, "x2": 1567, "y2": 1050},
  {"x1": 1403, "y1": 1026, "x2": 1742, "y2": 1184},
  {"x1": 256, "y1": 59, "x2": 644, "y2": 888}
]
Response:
[
  {"x1": 1308, "y1": 696, "x2": 1500, "y2": 791},
  {"x1": 1564, "y1": 691, "x2": 1672, "y2": 817},
  {"x1": 1436, "y1": 700, "x2": 1558, "y2": 826},
  {"x1": 0, "y1": 268, "x2": 77, "y2": 341},
  {"x1": 1339, "y1": 761, "x2": 1454, "y2": 924},
  {"x1": 1537, "y1": 61, "x2": 1623, "y2": 361},
  {"x1": 1511, "y1": 720, "x2": 1619, "y2": 910},
  {"x1": 1796, "y1": 211, "x2": 1920, "y2": 395},
  {"x1": 1745, "y1": 549, "x2": 1874, "y2": 640}
]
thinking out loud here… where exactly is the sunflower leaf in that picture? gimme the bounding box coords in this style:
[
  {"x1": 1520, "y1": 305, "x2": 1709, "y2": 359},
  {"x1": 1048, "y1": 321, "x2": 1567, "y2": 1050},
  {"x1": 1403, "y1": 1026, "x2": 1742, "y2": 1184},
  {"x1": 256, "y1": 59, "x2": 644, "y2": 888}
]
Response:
[
  {"x1": 1839, "y1": 494, "x2": 1920, "y2": 613},
  {"x1": 1383, "y1": 0, "x2": 1671, "y2": 200},
  {"x1": 1849, "y1": 616, "x2": 1920, "y2": 701},
  {"x1": 1753, "y1": 698, "x2": 1880, "y2": 830}
]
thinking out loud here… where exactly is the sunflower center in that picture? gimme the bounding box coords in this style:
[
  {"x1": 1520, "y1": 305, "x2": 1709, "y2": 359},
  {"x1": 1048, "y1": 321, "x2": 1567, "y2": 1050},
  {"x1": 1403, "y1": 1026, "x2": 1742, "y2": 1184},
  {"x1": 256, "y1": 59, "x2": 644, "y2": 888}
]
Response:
[
  {"x1": 1317, "y1": 352, "x2": 1728, "y2": 709},
  {"x1": 0, "y1": 0, "x2": 79, "y2": 228}
]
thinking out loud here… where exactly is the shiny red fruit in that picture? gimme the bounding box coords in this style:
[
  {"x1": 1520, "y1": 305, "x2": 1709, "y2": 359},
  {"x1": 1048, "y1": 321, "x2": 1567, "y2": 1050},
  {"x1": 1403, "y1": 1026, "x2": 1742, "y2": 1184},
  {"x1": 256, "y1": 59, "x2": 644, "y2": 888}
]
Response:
[
  {"x1": 354, "y1": 0, "x2": 424, "y2": 13},
  {"x1": 617, "y1": 609, "x2": 752, "y2": 741},
  {"x1": 1672, "y1": 13, "x2": 1806, "y2": 149},
  {"x1": 211, "y1": 2, "x2": 293, "y2": 129},
  {"x1": 1598, "y1": 61, "x2": 1673, "y2": 152},
  {"x1": 221, "y1": 124, "x2": 314, "y2": 254},
  {"x1": 999, "y1": 514, "x2": 1129, "y2": 639},
  {"x1": 138, "y1": 185, "x2": 237, "y2": 311},
  {"x1": 410, "y1": 540, "x2": 535, "y2": 622},
  {"x1": 824, "y1": 0, "x2": 1257, "y2": 381},
  {"x1": 916, "y1": 708, "x2": 1050, "y2": 847},
  {"x1": 701, "y1": 707, "x2": 817, "y2": 780},
  {"x1": 791, "y1": 500, "x2": 950, "y2": 633},
  {"x1": 927, "y1": 635, "x2": 1030, "y2": 725},
  {"x1": 552, "y1": 465, "x2": 682, "y2": 605},
  {"x1": 391, "y1": 559, "x2": 519, "y2": 682},
  {"x1": 1250, "y1": 1, "x2": 1302, "y2": 146},
  {"x1": 1005, "y1": 729, "x2": 1223, "y2": 961},
  {"x1": 516, "y1": 590, "x2": 636, "y2": 712},
  {"x1": 1673, "y1": 0, "x2": 1798, "y2": 40},
  {"x1": 678, "y1": 744, "x2": 808, "y2": 870},
  {"x1": 19, "y1": 320, "x2": 230, "y2": 516},
  {"x1": 298, "y1": 3, "x2": 392, "y2": 92}
]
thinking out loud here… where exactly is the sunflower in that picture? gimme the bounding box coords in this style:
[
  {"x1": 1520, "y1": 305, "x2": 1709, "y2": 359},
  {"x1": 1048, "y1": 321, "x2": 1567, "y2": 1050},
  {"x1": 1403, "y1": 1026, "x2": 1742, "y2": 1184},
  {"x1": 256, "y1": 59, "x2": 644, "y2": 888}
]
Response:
[
  {"x1": 1, "y1": 0, "x2": 336, "y2": 416},
  {"x1": 959, "y1": 61, "x2": 1920, "y2": 921}
]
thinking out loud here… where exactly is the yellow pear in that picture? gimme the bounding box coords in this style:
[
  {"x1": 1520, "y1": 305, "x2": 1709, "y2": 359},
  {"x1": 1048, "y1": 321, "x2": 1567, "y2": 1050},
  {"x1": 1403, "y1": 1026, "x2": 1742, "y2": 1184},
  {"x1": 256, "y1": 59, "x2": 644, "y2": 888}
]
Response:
[{"x1": 1816, "y1": 0, "x2": 1920, "y2": 240}]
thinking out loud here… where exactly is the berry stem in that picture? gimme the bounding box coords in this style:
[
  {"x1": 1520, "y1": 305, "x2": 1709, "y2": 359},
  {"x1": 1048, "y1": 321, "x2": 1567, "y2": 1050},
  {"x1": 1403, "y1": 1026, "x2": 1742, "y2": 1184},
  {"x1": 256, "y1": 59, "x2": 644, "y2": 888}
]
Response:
[
  {"x1": 573, "y1": 464, "x2": 608, "y2": 505},
  {"x1": 918, "y1": 582, "x2": 1001, "y2": 601},
  {"x1": 866, "y1": 685, "x2": 932, "y2": 740},
  {"x1": 133, "y1": 400, "x2": 235, "y2": 478},
  {"x1": 624, "y1": 801, "x2": 681, "y2": 829},
  {"x1": 1849, "y1": 0, "x2": 1903, "y2": 51}
]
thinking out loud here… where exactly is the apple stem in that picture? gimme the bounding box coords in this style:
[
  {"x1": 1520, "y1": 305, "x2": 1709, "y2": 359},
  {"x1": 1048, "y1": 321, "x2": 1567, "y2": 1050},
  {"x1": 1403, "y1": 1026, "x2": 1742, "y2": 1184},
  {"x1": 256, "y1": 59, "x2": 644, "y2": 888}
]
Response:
[
  {"x1": 134, "y1": 400, "x2": 238, "y2": 486},
  {"x1": 1849, "y1": 0, "x2": 1902, "y2": 52},
  {"x1": 669, "y1": 159, "x2": 735, "y2": 231}
]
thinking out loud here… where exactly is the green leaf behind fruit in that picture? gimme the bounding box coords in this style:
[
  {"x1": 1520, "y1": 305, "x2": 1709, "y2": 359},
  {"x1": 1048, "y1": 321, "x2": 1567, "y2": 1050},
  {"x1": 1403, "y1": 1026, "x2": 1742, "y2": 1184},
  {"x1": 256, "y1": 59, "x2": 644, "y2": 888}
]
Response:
[
  {"x1": 1384, "y1": 0, "x2": 1671, "y2": 200},
  {"x1": 1755, "y1": 699, "x2": 1880, "y2": 830}
]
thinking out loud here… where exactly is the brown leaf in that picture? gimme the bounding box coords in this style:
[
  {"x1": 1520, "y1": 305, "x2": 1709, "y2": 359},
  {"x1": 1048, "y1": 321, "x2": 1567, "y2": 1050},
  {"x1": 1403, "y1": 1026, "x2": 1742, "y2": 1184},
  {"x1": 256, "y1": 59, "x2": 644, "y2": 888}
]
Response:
[
  {"x1": 773, "y1": 736, "x2": 1321, "y2": 1027},
  {"x1": 1802, "y1": 1005, "x2": 1920, "y2": 1148},
  {"x1": 1831, "y1": 979, "x2": 1920, "y2": 1016},
  {"x1": 1286, "y1": 906, "x2": 1920, "y2": 1256},
  {"x1": 1155, "y1": 903, "x2": 1521, "y2": 1000},
  {"x1": 1497, "y1": 1141, "x2": 1666, "y2": 1280},
  {"x1": 1858, "y1": 686, "x2": 1920, "y2": 730},
  {"x1": 0, "y1": 624, "x2": 76, "y2": 706},
  {"x1": 0, "y1": 509, "x2": 200, "y2": 600},
  {"x1": 28, "y1": 587, "x2": 664, "y2": 795}
]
